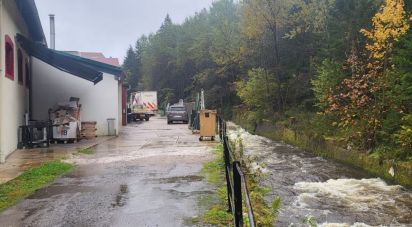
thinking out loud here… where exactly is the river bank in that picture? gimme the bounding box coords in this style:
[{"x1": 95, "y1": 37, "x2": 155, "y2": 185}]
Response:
[
  {"x1": 225, "y1": 121, "x2": 412, "y2": 226},
  {"x1": 231, "y1": 113, "x2": 412, "y2": 189}
]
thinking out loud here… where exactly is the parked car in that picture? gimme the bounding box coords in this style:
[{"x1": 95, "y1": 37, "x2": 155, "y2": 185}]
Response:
[{"x1": 167, "y1": 105, "x2": 188, "y2": 124}]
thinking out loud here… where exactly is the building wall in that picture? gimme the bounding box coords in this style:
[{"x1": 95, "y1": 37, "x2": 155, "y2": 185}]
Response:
[
  {"x1": 32, "y1": 58, "x2": 120, "y2": 136},
  {"x1": 0, "y1": 1, "x2": 31, "y2": 162}
]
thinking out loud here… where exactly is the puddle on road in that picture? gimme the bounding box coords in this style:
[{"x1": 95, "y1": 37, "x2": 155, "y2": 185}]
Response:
[
  {"x1": 140, "y1": 140, "x2": 189, "y2": 148},
  {"x1": 28, "y1": 185, "x2": 99, "y2": 199},
  {"x1": 111, "y1": 184, "x2": 129, "y2": 208},
  {"x1": 167, "y1": 189, "x2": 213, "y2": 198},
  {"x1": 136, "y1": 128, "x2": 173, "y2": 131},
  {"x1": 156, "y1": 175, "x2": 204, "y2": 184}
]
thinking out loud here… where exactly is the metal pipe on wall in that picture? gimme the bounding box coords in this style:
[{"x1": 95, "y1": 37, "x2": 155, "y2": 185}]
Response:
[
  {"x1": 49, "y1": 14, "x2": 55, "y2": 49},
  {"x1": 0, "y1": 0, "x2": 3, "y2": 163}
]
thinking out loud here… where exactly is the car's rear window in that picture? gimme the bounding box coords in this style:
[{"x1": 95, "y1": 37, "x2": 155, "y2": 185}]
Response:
[{"x1": 170, "y1": 107, "x2": 185, "y2": 111}]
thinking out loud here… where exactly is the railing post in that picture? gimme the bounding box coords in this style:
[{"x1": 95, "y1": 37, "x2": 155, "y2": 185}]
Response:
[
  {"x1": 223, "y1": 136, "x2": 232, "y2": 212},
  {"x1": 218, "y1": 117, "x2": 223, "y2": 140},
  {"x1": 219, "y1": 116, "x2": 255, "y2": 227},
  {"x1": 233, "y1": 161, "x2": 243, "y2": 227}
]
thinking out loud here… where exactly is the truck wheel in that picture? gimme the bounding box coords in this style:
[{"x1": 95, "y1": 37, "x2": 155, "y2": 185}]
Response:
[
  {"x1": 199, "y1": 137, "x2": 203, "y2": 141},
  {"x1": 145, "y1": 116, "x2": 150, "y2": 121},
  {"x1": 211, "y1": 136, "x2": 215, "y2": 141}
]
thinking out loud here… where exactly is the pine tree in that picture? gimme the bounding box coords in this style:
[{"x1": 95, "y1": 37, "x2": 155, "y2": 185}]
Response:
[{"x1": 122, "y1": 46, "x2": 139, "y2": 91}]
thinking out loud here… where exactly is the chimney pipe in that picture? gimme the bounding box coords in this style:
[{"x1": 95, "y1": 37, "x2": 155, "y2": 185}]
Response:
[{"x1": 49, "y1": 14, "x2": 55, "y2": 49}]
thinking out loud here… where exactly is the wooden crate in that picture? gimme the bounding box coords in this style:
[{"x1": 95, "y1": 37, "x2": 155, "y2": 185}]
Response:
[{"x1": 81, "y1": 122, "x2": 97, "y2": 139}]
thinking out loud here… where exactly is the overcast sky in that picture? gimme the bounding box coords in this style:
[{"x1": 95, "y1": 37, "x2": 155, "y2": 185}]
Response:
[{"x1": 35, "y1": 0, "x2": 214, "y2": 64}]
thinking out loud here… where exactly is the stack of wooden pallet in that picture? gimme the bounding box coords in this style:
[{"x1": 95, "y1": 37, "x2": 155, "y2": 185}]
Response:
[{"x1": 81, "y1": 121, "x2": 97, "y2": 139}]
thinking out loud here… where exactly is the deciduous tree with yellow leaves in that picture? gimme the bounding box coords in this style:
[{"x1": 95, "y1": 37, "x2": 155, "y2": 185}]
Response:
[
  {"x1": 326, "y1": 0, "x2": 411, "y2": 149},
  {"x1": 361, "y1": 0, "x2": 411, "y2": 61}
]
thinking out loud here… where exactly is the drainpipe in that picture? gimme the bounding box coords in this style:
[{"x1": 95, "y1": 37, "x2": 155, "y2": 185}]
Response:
[
  {"x1": 0, "y1": 0, "x2": 3, "y2": 163},
  {"x1": 29, "y1": 58, "x2": 33, "y2": 120},
  {"x1": 49, "y1": 14, "x2": 55, "y2": 49}
]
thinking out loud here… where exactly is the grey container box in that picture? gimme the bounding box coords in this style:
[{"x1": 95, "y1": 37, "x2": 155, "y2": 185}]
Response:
[{"x1": 107, "y1": 118, "x2": 116, "y2": 136}]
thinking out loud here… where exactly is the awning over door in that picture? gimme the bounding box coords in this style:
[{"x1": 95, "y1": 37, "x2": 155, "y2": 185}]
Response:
[{"x1": 16, "y1": 34, "x2": 103, "y2": 84}]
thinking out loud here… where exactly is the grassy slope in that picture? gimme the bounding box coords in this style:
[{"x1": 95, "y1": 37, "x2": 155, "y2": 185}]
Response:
[
  {"x1": 196, "y1": 144, "x2": 277, "y2": 226},
  {"x1": 0, "y1": 161, "x2": 73, "y2": 212},
  {"x1": 198, "y1": 144, "x2": 233, "y2": 226}
]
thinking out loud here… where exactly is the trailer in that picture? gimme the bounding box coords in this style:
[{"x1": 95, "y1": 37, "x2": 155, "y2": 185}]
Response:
[{"x1": 129, "y1": 91, "x2": 158, "y2": 121}]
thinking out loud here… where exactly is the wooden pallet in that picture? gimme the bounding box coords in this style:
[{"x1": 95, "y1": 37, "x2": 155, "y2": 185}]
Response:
[{"x1": 81, "y1": 121, "x2": 97, "y2": 140}]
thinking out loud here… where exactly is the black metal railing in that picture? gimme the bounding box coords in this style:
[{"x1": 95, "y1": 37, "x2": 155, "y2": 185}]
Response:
[{"x1": 218, "y1": 117, "x2": 256, "y2": 227}]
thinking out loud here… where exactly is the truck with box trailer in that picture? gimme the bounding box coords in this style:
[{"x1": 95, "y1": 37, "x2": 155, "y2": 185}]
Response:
[{"x1": 129, "y1": 91, "x2": 158, "y2": 121}]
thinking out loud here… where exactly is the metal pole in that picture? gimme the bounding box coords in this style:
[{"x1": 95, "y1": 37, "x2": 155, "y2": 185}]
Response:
[
  {"x1": 223, "y1": 136, "x2": 232, "y2": 212},
  {"x1": 200, "y1": 89, "x2": 205, "y2": 110},
  {"x1": 239, "y1": 170, "x2": 256, "y2": 227},
  {"x1": 49, "y1": 14, "x2": 55, "y2": 49},
  {"x1": 29, "y1": 58, "x2": 33, "y2": 119},
  {"x1": 218, "y1": 117, "x2": 223, "y2": 140},
  {"x1": 233, "y1": 162, "x2": 243, "y2": 227}
]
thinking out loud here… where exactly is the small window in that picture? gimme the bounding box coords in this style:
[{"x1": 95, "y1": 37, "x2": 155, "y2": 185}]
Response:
[
  {"x1": 5, "y1": 35, "x2": 14, "y2": 80},
  {"x1": 17, "y1": 49, "x2": 23, "y2": 84},
  {"x1": 25, "y1": 61, "x2": 30, "y2": 88},
  {"x1": 170, "y1": 106, "x2": 185, "y2": 111}
]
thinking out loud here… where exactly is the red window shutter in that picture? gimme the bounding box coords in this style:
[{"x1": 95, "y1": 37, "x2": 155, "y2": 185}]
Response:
[{"x1": 5, "y1": 35, "x2": 14, "y2": 80}]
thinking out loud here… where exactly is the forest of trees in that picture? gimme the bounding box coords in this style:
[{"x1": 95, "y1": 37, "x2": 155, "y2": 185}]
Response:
[{"x1": 123, "y1": 0, "x2": 412, "y2": 160}]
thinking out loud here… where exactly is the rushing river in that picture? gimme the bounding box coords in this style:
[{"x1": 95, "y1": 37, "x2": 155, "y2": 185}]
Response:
[{"x1": 227, "y1": 123, "x2": 412, "y2": 227}]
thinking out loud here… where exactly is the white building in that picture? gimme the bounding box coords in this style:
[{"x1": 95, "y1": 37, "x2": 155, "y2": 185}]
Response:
[
  {"x1": 32, "y1": 52, "x2": 125, "y2": 136},
  {"x1": 0, "y1": 0, "x2": 125, "y2": 163},
  {"x1": 0, "y1": 0, "x2": 46, "y2": 162}
]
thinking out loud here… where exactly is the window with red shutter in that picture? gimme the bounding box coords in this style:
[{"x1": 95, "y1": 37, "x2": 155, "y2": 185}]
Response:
[{"x1": 5, "y1": 35, "x2": 14, "y2": 80}]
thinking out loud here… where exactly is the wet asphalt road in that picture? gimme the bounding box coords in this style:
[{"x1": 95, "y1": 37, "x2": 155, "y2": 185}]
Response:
[{"x1": 0, "y1": 117, "x2": 215, "y2": 227}]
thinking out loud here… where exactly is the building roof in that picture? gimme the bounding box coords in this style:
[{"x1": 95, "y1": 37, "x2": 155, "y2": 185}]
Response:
[
  {"x1": 17, "y1": 34, "x2": 103, "y2": 84},
  {"x1": 15, "y1": 0, "x2": 46, "y2": 44},
  {"x1": 58, "y1": 51, "x2": 123, "y2": 77},
  {"x1": 79, "y1": 52, "x2": 105, "y2": 59},
  {"x1": 66, "y1": 51, "x2": 121, "y2": 67},
  {"x1": 79, "y1": 52, "x2": 120, "y2": 67},
  {"x1": 85, "y1": 57, "x2": 120, "y2": 67},
  {"x1": 18, "y1": 33, "x2": 124, "y2": 83}
]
